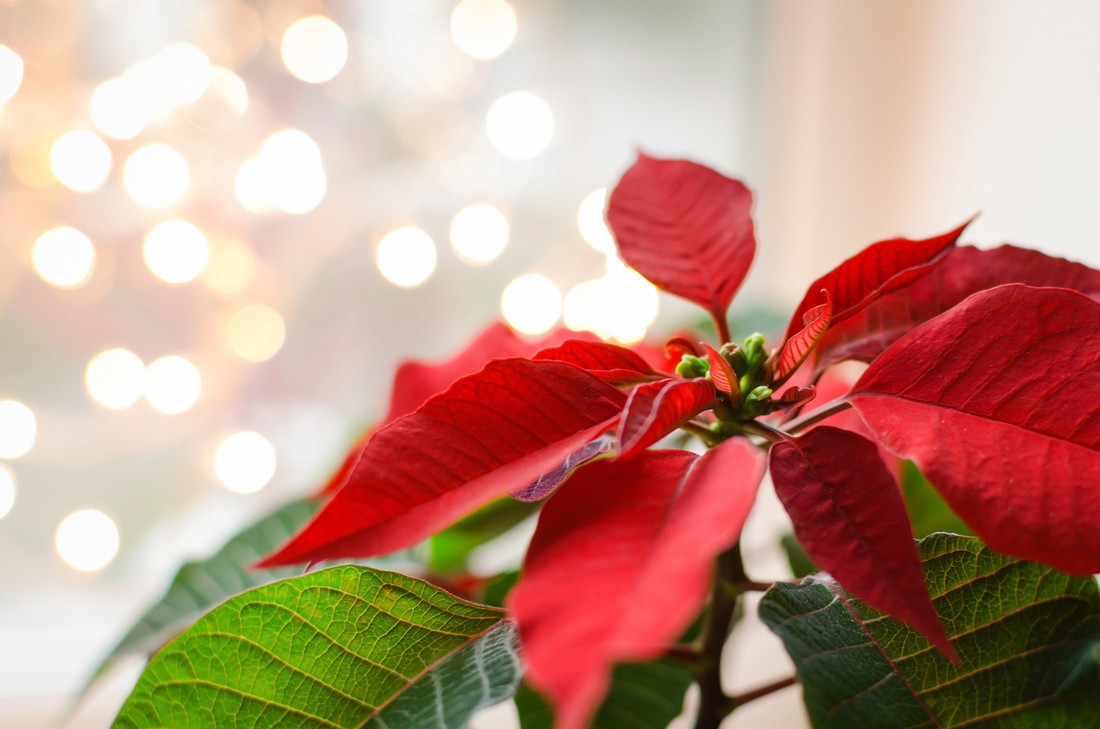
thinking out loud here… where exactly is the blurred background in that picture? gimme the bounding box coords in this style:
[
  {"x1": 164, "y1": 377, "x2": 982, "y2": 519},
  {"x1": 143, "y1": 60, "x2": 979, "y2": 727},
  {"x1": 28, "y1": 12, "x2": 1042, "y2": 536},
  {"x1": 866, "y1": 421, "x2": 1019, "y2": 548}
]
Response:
[{"x1": 2, "y1": 1, "x2": 1099, "y2": 727}]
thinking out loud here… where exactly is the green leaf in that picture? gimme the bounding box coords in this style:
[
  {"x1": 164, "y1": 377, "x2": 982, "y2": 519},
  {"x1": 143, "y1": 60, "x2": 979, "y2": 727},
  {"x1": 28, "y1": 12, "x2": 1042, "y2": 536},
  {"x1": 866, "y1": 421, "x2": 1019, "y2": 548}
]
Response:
[
  {"x1": 780, "y1": 533, "x2": 816, "y2": 579},
  {"x1": 429, "y1": 496, "x2": 539, "y2": 573},
  {"x1": 759, "y1": 533, "x2": 1100, "y2": 728},
  {"x1": 515, "y1": 659, "x2": 693, "y2": 729},
  {"x1": 899, "y1": 461, "x2": 973, "y2": 537},
  {"x1": 113, "y1": 565, "x2": 522, "y2": 729}
]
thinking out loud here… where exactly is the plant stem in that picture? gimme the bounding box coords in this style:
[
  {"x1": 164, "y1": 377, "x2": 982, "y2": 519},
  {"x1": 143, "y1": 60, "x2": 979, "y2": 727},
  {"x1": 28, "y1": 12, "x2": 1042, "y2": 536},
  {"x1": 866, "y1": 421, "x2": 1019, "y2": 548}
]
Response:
[
  {"x1": 730, "y1": 675, "x2": 798, "y2": 707},
  {"x1": 780, "y1": 397, "x2": 853, "y2": 434},
  {"x1": 681, "y1": 420, "x2": 722, "y2": 447},
  {"x1": 693, "y1": 544, "x2": 746, "y2": 729},
  {"x1": 737, "y1": 419, "x2": 788, "y2": 444},
  {"x1": 714, "y1": 314, "x2": 732, "y2": 347}
]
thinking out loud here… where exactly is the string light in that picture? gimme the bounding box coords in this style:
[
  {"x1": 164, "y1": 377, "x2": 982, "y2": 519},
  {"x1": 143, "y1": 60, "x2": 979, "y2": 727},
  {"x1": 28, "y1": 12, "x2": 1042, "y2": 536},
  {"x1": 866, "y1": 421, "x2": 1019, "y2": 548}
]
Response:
[
  {"x1": 90, "y1": 77, "x2": 154, "y2": 140},
  {"x1": 450, "y1": 203, "x2": 509, "y2": 264},
  {"x1": 85, "y1": 349, "x2": 145, "y2": 410},
  {"x1": 55, "y1": 509, "x2": 119, "y2": 572},
  {"x1": 501, "y1": 273, "x2": 561, "y2": 335},
  {"x1": 49, "y1": 130, "x2": 112, "y2": 193},
  {"x1": 143, "y1": 220, "x2": 209, "y2": 284},
  {"x1": 281, "y1": 16, "x2": 348, "y2": 84},
  {"x1": 0, "y1": 400, "x2": 36, "y2": 459},
  {"x1": 226, "y1": 305, "x2": 285, "y2": 362},
  {"x1": 577, "y1": 187, "x2": 616, "y2": 254},
  {"x1": 377, "y1": 227, "x2": 437, "y2": 287},
  {"x1": 32, "y1": 227, "x2": 95, "y2": 289},
  {"x1": 486, "y1": 91, "x2": 553, "y2": 160},
  {"x1": 450, "y1": 0, "x2": 517, "y2": 60},
  {"x1": 124, "y1": 143, "x2": 189, "y2": 208},
  {"x1": 144, "y1": 356, "x2": 202, "y2": 414},
  {"x1": 0, "y1": 464, "x2": 14, "y2": 520},
  {"x1": 214, "y1": 432, "x2": 276, "y2": 494},
  {"x1": 0, "y1": 44, "x2": 24, "y2": 103}
]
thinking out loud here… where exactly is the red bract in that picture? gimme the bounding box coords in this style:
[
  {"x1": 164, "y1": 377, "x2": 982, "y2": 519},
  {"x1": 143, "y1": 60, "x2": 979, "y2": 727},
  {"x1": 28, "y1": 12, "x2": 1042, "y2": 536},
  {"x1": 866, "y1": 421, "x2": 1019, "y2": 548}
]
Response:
[
  {"x1": 782, "y1": 218, "x2": 971, "y2": 345},
  {"x1": 260, "y1": 359, "x2": 627, "y2": 566},
  {"x1": 607, "y1": 153, "x2": 755, "y2": 341},
  {"x1": 509, "y1": 441, "x2": 764, "y2": 729},
  {"x1": 264, "y1": 153, "x2": 1100, "y2": 726},
  {"x1": 770, "y1": 426, "x2": 954, "y2": 659},
  {"x1": 811, "y1": 244, "x2": 1100, "y2": 374},
  {"x1": 847, "y1": 284, "x2": 1100, "y2": 574}
]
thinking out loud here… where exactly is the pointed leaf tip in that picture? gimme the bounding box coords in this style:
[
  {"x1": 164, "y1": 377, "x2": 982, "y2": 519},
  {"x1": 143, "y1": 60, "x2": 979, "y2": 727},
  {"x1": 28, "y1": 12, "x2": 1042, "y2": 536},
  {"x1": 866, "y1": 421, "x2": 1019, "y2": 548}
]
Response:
[
  {"x1": 784, "y1": 218, "x2": 971, "y2": 346},
  {"x1": 773, "y1": 290, "x2": 832, "y2": 386},
  {"x1": 261, "y1": 358, "x2": 627, "y2": 567},
  {"x1": 770, "y1": 426, "x2": 954, "y2": 659},
  {"x1": 607, "y1": 154, "x2": 756, "y2": 325}
]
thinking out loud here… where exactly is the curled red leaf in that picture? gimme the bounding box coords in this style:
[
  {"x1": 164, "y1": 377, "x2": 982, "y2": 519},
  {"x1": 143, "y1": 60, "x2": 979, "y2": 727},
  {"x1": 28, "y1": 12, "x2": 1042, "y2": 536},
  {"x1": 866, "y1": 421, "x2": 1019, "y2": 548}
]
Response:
[
  {"x1": 773, "y1": 290, "x2": 832, "y2": 386},
  {"x1": 784, "y1": 218, "x2": 972, "y2": 347},
  {"x1": 534, "y1": 339, "x2": 662, "y2": 384},
  {"x1": 616, "y1": 378, "x2": 717, "y2": 458},
  {"x1": 700, "y1": 343, "x2": 738, "y2": 398}
]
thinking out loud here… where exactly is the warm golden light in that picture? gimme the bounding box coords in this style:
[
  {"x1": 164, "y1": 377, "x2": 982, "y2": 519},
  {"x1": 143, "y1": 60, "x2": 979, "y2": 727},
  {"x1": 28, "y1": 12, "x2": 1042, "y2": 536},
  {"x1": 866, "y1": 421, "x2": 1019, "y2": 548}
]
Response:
[
  {"x1": 226, "y1": 304, "x2": 286, "y2": 362},
  {"x1": 215, "y1": 431, "x2": 276, "y2": 494},
  {"x1": 50, "y1": 130, "x2": 112, "y2": 193},
  {"x1": 281, "y1": 16, "x2": 348, "y2": 84},
  {"x1": 124, "y1": 143, "x2": 189, "y2": 208},
  {"x1": 578, "y1": 187, "x2": 616, "y2": 254},
  {"x1": 144, "y1": 355, "x2": 202, "y2": 414},
  {"x1": 90, "y1": 77, "x2": 154, "y2": 140},
  {"x1": 10, "y1": 133, "x2": 56, "y2": 189},
  {"x1": 151, "y1": 43, "x2": 213, "y2": 105},
  {"x1": 85, "y1": 348, "x2": 145, "y2": 410},
  {"x1": 32, "y1": 227, "x2": 95, "y2": 289},
  {"x1": 143, "y1": 220, "x2": 209, "y2": 284},
  {"x1": 486, "y1": 90, "x2": 553, "y2": 160},
  {"x1": 235, "y1": 129, "x2": 326, "y2": 214},
  {"x1": 0, "y1": 400, "x2": 36, "y2": 459},
  {"x1": 55, "y1": 509, "x2": 119, "y2": 572},
  {"x1": 0, "y1": 464, "x2": 14, "y2": 520},
  {"x1": 377, "y1": 227, "x2": 437, "y2": 287},
  {"x1": 0, "y1": 44, "x2": 24, "y2": 103},
  {"x1": 208, "y1": 66, "x2": 249, "y2": 115},
  {"x1": 501, "y1": 273, "x2": 562, "y2": 335},
  {"x1": 450, "y1": 203, "x2": 509, "y2": 264},
  {"x1": 201, "y1": 234, "x2": 256, "y2": 296},
  {"x1": 450, "y1": 0, "x2": 517, "y2": 60}
]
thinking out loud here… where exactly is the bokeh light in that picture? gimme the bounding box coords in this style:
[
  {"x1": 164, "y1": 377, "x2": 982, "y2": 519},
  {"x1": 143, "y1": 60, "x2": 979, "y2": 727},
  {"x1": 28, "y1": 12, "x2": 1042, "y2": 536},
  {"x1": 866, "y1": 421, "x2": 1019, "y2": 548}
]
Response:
[
  {"x1": 578, "y1": 187, "x2": 616, "y2": 254},
  {"x1": 501, "y1": 273, "x2": 562, "y2": 335},
  {"x1": 32, "y1": 227, "x2": 96, "y2": 289},
  {"x1": 90, "y1": 77, "x2": 154, "y2": 140},
  {"x1": 0, "y1": 464, "x2": 14, "y2": 520},
  {"x1": 9, "y1": 133, "x2": 56, "y2": 189},
  {"x1": 150, "y1": 43, "x2": 213, "y2": 105},
  {"x1": 49, "y1": 130, "x2": 112, "y2": 193},
  {"x1": 55, "y1": 509, "x2": 119, "y2": 572},
  {"x1": 377, "y1": 226, "x2": 437, "y2": 287},
  {"x1": 143, "y1": 220, "x2": 209, "y2": 284},
  {"x1": 124, "y1": 143, "x2": 189, "y2": 208},
  {"x1": 201, "y1": 234, "x2": 256, "y2": 296},
  {"x1": 85, "y1": 349, "x2": 145, "y2": 410},
  {"x1": 207, "y1": 66, "x2": 249, "y2": 115},
  {"x1": 214, "y1": 432, "x2": 276, "y2": 494},
  {"x1": 226, "y1": 304, "x2": 285, "y2": 362},
  {"x1": 281, "y1": 16, "x2": 348, "y2": 84},
  {"x1": 0, "y1": 400, "x2": 36, "y2": 459},
  {"x1": 144, "y1": 356, "x2": 202, "y2": 414},
  {"x1": 565, "y1": 258, "x2": 660, "y2": 343},
  {"x1": 235, "y1": 129, "x2": 327, "y2": 214},
  {"x1": 450, "y1": 0, "x2": 517, "y2": 60},
  {"x1": 486, "y1": 91, "x2": 553, "y2": 160},
  {"x1": 0, "y1": 44, "x2": 25, "y2": 103},
  {"x1": 450, "y1": 203, "x2": 509, "y2": 264}
]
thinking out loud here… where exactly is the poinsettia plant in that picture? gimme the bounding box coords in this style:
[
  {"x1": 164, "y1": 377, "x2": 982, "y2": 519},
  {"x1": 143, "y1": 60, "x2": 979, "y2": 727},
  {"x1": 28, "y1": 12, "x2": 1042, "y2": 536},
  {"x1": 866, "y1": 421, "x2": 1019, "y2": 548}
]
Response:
[{"x1": 103, "y1": 154, "x2": 1100, "y2": 729}]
